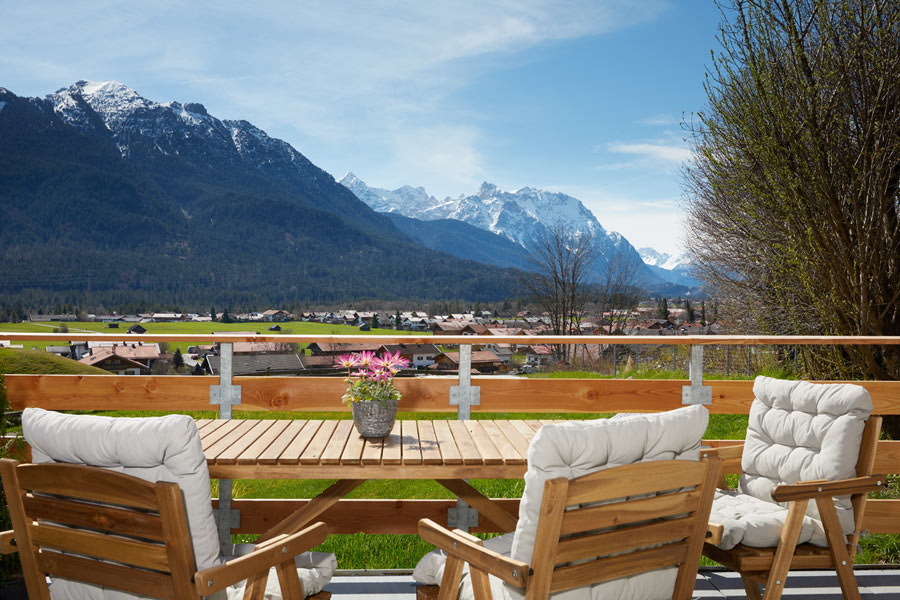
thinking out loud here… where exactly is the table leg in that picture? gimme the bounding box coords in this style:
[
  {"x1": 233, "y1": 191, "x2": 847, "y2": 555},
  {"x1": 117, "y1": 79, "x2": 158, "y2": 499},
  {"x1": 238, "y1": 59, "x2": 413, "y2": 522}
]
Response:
[
  {"x1": 436, "y1": 479, "x2": 519, "y2": 532},
  {"x1": 257, "y1": 479, "x2": 364, "y2": 543}
]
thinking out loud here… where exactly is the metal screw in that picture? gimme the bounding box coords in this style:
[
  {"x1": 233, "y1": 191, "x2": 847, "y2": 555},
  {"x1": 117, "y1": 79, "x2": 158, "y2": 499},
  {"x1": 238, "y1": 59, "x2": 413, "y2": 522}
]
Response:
[
  {"x1": 452, "y1": 541, "x2": 457, "y2": 549},
  {"x1": 282, "y1": 547, "x2": 287, "y2": 554},
  {"x1": 818, "y1": 486, "x2": 823, "y2": 492},
  {"x1": 512, "y1": 570, "x2": 518, "y2": 578},
  {"x1": 207, "y1": 579, "x2": 214, "y2": 588},
  {"x1": 842, "y1": 560, "x2": 847, "y2": 565},
  {"x1": 878, "y1": 480, "x2": 883, "y2": 486}
]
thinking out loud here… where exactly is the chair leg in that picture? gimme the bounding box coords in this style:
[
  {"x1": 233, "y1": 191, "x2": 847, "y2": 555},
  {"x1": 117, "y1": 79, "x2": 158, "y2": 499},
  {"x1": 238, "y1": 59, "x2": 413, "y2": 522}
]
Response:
[
  {"x1": 438, "y1": 555, "x2": 466, "y2": 600},
  {"x1": 242, "y1": 571, "x2": 269, "y2": 600},
  {"x1": 816, "y1": 497, "x2": 862, "y2": 600},
  {"x1": 470, "y1": 566, "x2": 493, "y2": 600},
  {"x1": 275, "y1": 560, "x2": 305, "y2": 599},
  {"x1": 741, "y1": 574, "x2": 763, "y2": 600},
  {"x1": 761, "y1": 499, "x2": 809, "y2": 600}
]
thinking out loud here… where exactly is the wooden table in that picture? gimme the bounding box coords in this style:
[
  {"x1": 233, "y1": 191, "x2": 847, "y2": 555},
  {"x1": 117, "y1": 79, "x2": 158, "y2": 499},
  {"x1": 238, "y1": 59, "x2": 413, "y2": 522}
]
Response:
[{"x1": 198, "y1": 418, "x2": 555, "y2": 539}]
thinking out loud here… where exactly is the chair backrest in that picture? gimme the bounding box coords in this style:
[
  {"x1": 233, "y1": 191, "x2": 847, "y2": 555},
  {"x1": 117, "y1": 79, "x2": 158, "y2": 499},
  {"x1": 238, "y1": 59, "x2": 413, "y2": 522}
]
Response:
[
  {"x1": 511, "y1": 404, "x2": 711, "y2": 600},
  {"x1": 22, "y1": 408, "x2": 221, "y2": 571},
  {"x1": 526, "y1": 457, "x2": 720, "y2": 600},
  {"x1": 740, "y1": 376, "x2": 875, "y2": 533},
  {"x1": 0, "y1": 458, "x2": 202, "y2": 600}
]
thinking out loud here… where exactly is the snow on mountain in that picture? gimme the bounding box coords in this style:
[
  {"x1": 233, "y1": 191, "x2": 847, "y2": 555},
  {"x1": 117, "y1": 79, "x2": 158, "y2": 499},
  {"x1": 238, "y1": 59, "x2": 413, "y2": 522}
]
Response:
[
  {"x1": 340, "y1": 175, "x2": 666, "y2": 286},
  {"x1": 639, "y1": 247, "x2": 691, "y2": 270},
  {"x1": 45, "y1": 80, "x2": 316, "y2": 173}
]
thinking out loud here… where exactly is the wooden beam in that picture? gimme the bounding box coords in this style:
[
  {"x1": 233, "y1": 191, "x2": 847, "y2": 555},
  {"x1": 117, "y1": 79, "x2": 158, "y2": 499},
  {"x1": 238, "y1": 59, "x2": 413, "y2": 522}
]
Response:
[
  {"x1": 9, "y1": 375, "x2": 900, "y2": 414},
  {"x1": 213, "y1": 498, "x2": 520, "y2": 534}
]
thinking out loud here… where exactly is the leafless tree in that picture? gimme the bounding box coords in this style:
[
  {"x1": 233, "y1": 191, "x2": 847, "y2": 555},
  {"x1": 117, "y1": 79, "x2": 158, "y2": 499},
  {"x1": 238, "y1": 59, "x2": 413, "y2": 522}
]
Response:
[
  {"x1": 684, "y1": 1, "x2": 900, "y2": 434},
  {"x1": 523, "y1": 222, "x2": 597, "y2": 362}
]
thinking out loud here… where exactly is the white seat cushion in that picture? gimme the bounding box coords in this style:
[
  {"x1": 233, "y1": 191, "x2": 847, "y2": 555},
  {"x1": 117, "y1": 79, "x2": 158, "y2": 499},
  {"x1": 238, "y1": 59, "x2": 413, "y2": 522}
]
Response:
[
  {"x1": 712, "y1": 377, "x2": 872, "y2": 549},
  {"x1": 710, "y1": 490, "x2": 828, "y2": 549},
  {"x1": 22, "y1": 408, "x2": 334, "y2": 599},
  {"x1": 414, "y1": 405, "x2": 709, "y2": 600}
]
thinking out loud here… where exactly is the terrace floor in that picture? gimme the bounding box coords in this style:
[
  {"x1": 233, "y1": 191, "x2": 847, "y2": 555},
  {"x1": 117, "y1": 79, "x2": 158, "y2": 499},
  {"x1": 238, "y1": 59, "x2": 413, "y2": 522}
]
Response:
[{"x1": 323, "y1": 568, "x2": 900, "y2": 599}]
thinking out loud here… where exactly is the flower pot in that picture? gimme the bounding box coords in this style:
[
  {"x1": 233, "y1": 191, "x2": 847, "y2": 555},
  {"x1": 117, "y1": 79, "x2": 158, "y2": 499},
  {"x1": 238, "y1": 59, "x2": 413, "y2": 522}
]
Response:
[{"x1": 351, "y1": 398, "x2": 398, "y2": 438}]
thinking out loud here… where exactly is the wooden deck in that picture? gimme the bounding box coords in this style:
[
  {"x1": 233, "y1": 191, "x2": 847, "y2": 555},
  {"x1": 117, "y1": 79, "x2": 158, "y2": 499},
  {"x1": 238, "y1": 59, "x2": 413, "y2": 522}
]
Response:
[{"x1": 323, "y1": 569, "x2": 900, "y2": 599}]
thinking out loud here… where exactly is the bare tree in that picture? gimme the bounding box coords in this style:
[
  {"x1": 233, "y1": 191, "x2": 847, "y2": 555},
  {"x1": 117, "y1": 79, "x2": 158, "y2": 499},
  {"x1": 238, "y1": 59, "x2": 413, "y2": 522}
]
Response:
[
  {"x1": 684, "y1": 1, "x2": 900, "y2": 434},
  {"x1": 523, "y1": 222, "x2": 597, "y2": 362}
]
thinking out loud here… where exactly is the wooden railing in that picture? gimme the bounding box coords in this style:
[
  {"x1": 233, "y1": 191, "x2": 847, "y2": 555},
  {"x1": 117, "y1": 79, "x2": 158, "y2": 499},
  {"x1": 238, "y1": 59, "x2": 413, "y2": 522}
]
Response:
[{"x1": 3, "y1": 332, "x2": 900, "y2": 536}]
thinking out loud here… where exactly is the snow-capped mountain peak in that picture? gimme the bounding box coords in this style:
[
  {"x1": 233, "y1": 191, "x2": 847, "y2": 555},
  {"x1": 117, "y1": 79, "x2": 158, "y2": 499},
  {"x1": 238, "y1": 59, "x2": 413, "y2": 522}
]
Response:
[{"x1": 639, "y1": 247, "x2": 693, "y2": 271}]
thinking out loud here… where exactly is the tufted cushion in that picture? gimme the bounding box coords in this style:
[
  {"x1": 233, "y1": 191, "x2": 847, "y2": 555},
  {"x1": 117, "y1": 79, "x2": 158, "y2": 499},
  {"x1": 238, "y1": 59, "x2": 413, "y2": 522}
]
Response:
[
  {"x1": 22, "y1": 408, "x2": 335, "y2": 600},
  {"x1": 414, "y1": 405, "x2": 709, "y2": 600},
  {"x1": 711, "y1": 376, "x2": 873, "y2": 549}
]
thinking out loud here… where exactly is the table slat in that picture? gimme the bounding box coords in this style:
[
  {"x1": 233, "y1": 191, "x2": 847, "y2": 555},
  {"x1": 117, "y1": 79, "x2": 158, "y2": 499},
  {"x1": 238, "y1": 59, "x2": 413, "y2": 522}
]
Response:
[
  {"x1": 448, "y1": 420, "x2": 483, "y2": 465},
  {"x1": 432, "y1": 420, "x2": 462, "y2": 465},
  {"x1": 381, "y1": 421, "x2": 402, "y2": 465},
  {"x1": 417, "y1": 420, "x2": 443, "y2": 465},
  {"x1": 200, "y1": 420, "x2": 242, "y2": 452},
  {"x1": 206, "y1": 420, "x2": 259, "y2": 461},
  {"x1": 494, "y1": 420, "x2": 532, "y2": 460},
  {"x1": 258, "y1": 420, "x2": 307, "y2": 464},
  {"x1": 511, "y1": 420, "x2": 539, "y2": 444},
  {"x1": 238, "y1": 419, "x2": 292, "y2": 465},
  {"x1": 402, "y1": 420, "x2": 423, "y2": 465},
  {"x1": 465, "y1": 421, "x2": 503, "y2": 465},
  {"x1": 298, "y1": 420, "x2": 339, "y2": 465},
  {"x1": 216, "y1": 420, "x2": 277, "y2": 464},
  {"x1": 361, "y1": 436, "x2": 384, "y2": 465},
  {"x1": 341, "y1": 428, "x2": 367, "y2": 465},
  {"x1": 321, "y1": 420, "x2": 354, "y2": 464},
  {"x1": 479, "y1": 420, "x2": 525, "y2": 464}
]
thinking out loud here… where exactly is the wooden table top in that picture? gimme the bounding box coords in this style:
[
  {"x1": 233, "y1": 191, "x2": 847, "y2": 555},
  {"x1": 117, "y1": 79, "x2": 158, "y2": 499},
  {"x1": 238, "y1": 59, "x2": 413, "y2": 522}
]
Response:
[{"x1": 198, "y1": 418, "x2": 556, "y2": 480}]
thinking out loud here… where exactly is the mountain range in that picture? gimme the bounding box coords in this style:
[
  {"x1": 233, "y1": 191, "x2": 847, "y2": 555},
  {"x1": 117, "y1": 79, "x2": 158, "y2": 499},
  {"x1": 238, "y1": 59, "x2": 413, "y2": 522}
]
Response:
[
  {"x1": 339, "y1": 174, "x2": 696, "y2": 290},
  {"x1": 0, "y1": 81, "x2": 523, "y2": 307}
]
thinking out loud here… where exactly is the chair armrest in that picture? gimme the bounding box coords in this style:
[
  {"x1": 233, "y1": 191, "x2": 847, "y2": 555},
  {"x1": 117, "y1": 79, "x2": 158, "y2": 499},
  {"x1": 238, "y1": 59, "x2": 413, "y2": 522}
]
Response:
[
  {"x1": 701, "y1": 443, "x2": 744, "y2": 461},
  {"x1": 706, "y1": 523, "x2": 724, "y2": 546},
  {"x1": 193, "y1": 521, "x2": 327, "y2": 595},
  {"x1": 771, "y1": 475, "x2": 887, "y2": 503},
  {"x1": 418, "y1": 518, "x2": 529, "y2": 589},
  {"x1": 1, "y1": 530, "x2": 17, "y2": 555}
]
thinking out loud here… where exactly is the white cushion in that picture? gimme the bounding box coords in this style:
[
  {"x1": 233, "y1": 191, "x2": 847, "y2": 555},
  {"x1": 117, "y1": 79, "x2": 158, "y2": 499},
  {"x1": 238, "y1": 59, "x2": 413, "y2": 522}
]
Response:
[
  {"x1": 712, "y1": 376, "x2": 873, "y2": 549},
  {"x1": 22, "y1": 408, "x2": 334, "y2": 599},
  {"x1": 414, "y1": 405, "x2": 710, "y2": 600}
]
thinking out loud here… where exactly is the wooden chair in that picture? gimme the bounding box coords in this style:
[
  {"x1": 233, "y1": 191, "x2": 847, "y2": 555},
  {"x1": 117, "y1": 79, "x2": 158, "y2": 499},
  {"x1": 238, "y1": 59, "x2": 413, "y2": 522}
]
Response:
[
  {"x1": 418, "y1": 456, "x2": 722, "y2": 600},
  {"x1": 0, "y1": 458, "x2": 330, "y2": 600},
  {"x1": 704, "y1": 414, "x2": 885, "y2": 600}
]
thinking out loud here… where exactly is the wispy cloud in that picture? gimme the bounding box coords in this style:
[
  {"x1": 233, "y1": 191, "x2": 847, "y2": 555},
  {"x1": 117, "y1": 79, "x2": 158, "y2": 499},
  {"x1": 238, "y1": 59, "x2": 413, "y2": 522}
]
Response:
[
  {"x1": 607, "y1": 142, "x2": 691, "y2": 163},
  {"x1": 638, "y1": 114, "x2": 680, "y2": 126}
]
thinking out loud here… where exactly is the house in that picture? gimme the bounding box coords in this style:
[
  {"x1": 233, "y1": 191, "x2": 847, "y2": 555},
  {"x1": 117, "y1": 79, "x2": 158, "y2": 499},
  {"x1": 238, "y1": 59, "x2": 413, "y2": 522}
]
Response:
[
  {"x1": 127, "y1": 324, "x2": 147, "y2": 334},
  {"x1": 85, "y1": 342, "x2": 161, "y2": 369},
  {"x1": 203, "y1": 353, "x2": 304, "y2": 376},
  {"x1": 268, "y1": 324, "x2": 282, "y2": 332},
  {"x1": 306, "y1": 342, "x2": 383, "y2": 356},
  {"x1": 262, "y1": 309, "x2": 292, "y2": 322},
  {"x1": 525, "y1": 345, "x2": 554, "y2": 367},
  {"x1": 44, "y1": 345, "x2": 73, "y2": 358},
  {"x1": 298, "y1": 355, "x2": 342, "y2": 372},
  {"x1": 28, "y1": 313, "x2": 77, "y2": 322},
  {"x1": 482, "y1": 343, "x2": 514, "y2": 364},
  {"x1": 432, "y1": 350, "x2": 503, "y2": 373},
  {"x1": 380, "y1": 343, "x2": 440, "y2": 369},
  {"x1": 461, "y1": 323, "x2": 488, "y2": 336},
  {"x1": 151, "y1": 313, "x2": 183, "y2": 322},
  {"x1": 431, "y1": 321, "x2": 465, "y2": 335},
  {"x1": 79, "y1": 348, "x2": 151, "y2": 375}
]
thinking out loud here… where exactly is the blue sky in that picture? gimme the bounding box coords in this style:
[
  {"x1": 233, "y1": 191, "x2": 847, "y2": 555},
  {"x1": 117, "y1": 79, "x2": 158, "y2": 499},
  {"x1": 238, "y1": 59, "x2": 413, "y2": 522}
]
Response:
[{"x1": 1, "y1": 1, "x2": 722, "y2": 255}]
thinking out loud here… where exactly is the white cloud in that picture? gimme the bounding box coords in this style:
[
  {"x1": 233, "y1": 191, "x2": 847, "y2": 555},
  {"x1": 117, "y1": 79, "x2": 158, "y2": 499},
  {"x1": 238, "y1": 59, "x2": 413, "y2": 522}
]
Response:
[
  {"x1": 638, "y1": 114, "x2": 680, "y2": 126},
  {"x1": 607, "y1": 142, "x2": 692, "y2": 163}
]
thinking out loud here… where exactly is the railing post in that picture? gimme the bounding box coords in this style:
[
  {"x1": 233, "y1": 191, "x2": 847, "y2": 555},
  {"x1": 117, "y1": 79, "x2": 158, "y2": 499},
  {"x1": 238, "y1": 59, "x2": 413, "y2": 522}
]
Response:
[
  {"x1": 210, "y1": 342, "x2": 242, "y2": 553},
  {"x1": 448, "y1": 343, "x2": 479, "y2": 531},
  {"x1": 682, "y1": 345, "x2": 712, "y2": 405}
]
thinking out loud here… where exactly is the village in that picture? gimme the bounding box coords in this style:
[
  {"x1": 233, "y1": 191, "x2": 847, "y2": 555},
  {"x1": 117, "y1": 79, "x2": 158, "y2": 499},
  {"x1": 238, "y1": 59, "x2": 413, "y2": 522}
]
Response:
[{"x1": 15, "y1": 303, "x2": 724, "y2": 378}]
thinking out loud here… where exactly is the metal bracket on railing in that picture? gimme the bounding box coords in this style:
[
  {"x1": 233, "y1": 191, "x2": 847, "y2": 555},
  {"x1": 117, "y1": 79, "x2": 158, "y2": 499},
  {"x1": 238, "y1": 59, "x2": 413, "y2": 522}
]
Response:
[
  {"x1": 210, "y1": 342, "x2": 242, "y2": 419},
  {"x1": 449, "y1": 343, "x2": 480, "y2": 419},
  {"x1": 209, "y1": 341, "x2": 241, "y2": 551},
  {"x1": 682, "y1": 345, "x2": 712, "y2": 405},
  {"x1": 448, "y1": 499, "x2": 478, "y2": 531},
  {"x1": 214, "y1": 480, "x2": 241, "y2": 555}
]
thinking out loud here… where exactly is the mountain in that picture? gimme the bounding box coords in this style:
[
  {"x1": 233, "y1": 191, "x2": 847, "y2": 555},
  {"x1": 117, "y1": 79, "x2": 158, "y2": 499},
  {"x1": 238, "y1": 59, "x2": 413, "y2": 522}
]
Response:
[
  {"x1": 638, "y1": 248, "x2": 701, "y2": 287},
  {"x1": 0, "y1": 81, "x2": 524, "y2": 307},
  {"x1": 340, "y1": 174, "x2": 671, "y2": 290}
]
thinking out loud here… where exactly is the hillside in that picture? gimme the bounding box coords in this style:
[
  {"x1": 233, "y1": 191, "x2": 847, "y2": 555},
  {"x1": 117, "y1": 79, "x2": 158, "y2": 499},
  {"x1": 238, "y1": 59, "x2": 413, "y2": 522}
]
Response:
[
  {"x1": 0, "y1": 82, "x2": 524, "y2": 308},
  {"x1": 0, "y1": 348, "x2": 109, "y2": 375}
]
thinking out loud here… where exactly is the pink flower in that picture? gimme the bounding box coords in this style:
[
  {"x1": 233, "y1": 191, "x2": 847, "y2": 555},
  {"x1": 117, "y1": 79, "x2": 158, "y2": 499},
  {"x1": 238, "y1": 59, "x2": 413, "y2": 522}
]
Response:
[
  {"x1": 357, "y1": 350, "x2": 376, "y2": 368},
  {"x1": 334, "y1": 354, "x2": 360, "y2": 369},
  {"x1": 351, "y1": 370, "x2": 367, "y2": 377}
]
